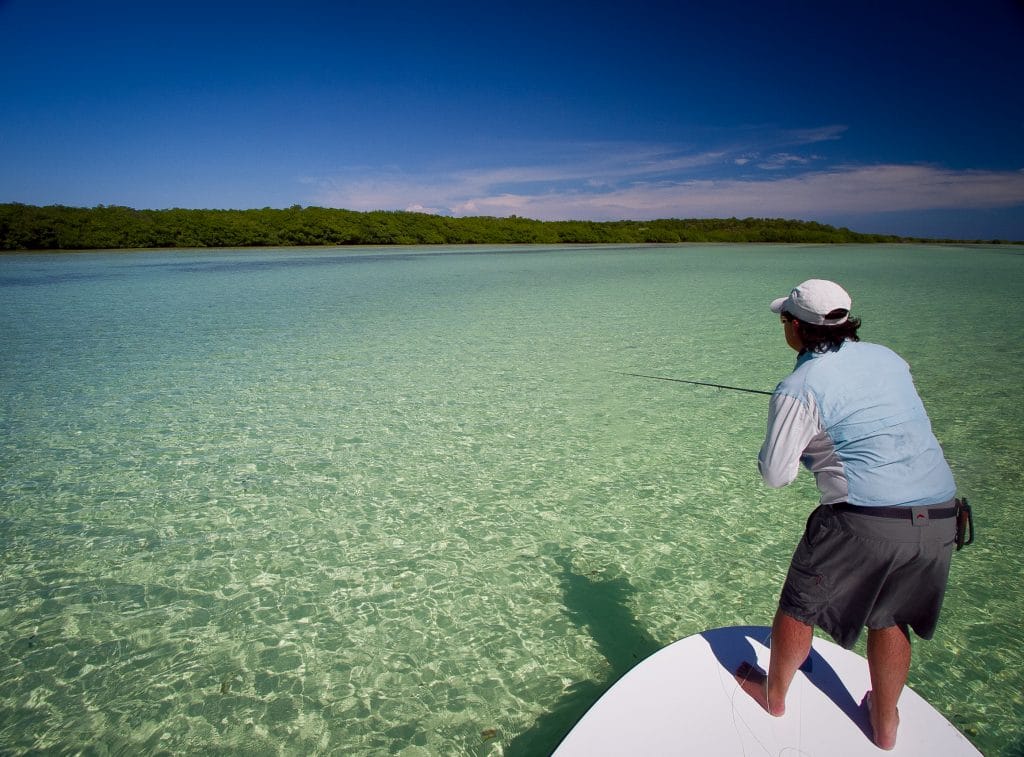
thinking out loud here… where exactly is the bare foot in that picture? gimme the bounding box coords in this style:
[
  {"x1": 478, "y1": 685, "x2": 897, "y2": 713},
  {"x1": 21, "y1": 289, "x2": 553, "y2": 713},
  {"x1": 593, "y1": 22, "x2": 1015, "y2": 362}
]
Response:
[
  {"x1": 863, "y1": 691, "x2": 899, "y2": 750},
  {"x1": 734, "y1": 661, "x2": 785, "y2": 716}
]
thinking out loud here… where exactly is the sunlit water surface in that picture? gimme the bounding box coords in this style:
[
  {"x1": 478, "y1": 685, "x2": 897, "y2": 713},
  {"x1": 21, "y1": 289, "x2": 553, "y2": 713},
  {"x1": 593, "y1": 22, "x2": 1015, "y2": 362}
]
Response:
[{"x1": 1, "y1": 244, "x2": 1022, "y2": 755}]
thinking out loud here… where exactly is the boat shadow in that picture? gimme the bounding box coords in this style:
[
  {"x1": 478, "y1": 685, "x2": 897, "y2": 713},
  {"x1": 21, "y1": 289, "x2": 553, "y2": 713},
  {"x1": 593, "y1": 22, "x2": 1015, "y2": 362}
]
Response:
[
  {"x1": 504, "y1": 552, "x2": 661, "y2": 757},
  {"x1": 701, "y1": 625, "x2": 872, "y2": 741}
]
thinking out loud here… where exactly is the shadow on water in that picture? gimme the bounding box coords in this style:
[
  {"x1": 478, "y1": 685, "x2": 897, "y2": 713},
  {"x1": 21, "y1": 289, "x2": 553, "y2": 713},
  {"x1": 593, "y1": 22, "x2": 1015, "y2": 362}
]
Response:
[{"x1": 504, "y1": 551, "x2": 662, "y2": 757}]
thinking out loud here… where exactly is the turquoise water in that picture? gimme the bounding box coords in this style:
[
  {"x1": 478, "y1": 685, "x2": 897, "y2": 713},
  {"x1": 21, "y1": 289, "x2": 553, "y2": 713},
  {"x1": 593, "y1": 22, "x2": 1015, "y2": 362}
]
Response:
[{"x1": 1, "y1": 244, "x2": 1022, "y2": 755}]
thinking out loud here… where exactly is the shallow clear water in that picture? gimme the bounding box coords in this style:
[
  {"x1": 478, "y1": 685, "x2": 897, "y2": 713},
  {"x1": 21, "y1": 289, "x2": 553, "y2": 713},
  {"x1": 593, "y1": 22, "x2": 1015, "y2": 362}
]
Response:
[{"x1": 1, "y1": 243, "x2": 1021, "y2": 755}]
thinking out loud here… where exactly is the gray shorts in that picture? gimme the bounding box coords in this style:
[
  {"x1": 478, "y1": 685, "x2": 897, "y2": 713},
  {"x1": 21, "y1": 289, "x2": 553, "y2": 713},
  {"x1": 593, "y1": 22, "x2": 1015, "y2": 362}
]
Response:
[{"x1": 778, "y1": 502, "x2": 956, "y2": 649}]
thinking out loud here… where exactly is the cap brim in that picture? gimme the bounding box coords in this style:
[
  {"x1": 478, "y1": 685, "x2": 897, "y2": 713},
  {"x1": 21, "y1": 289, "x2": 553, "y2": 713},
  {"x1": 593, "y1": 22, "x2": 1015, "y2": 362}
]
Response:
[{"x1": 769, "y1": 297, "x2": 788, "y2": 314}]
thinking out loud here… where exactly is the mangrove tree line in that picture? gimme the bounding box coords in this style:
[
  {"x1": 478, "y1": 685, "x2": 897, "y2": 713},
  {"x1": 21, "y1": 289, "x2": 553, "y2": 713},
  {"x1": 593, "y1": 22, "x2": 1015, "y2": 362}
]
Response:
[{"x1": 0, "y1": 203, "x2": 906, "y2": 251}]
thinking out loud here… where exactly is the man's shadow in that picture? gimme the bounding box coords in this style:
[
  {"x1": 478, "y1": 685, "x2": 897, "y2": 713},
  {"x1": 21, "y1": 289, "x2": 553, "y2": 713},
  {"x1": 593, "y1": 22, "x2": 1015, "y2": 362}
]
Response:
[
  {"x1": 504, "y1": 552, "x2": 661, "y2": 756},
  {"x1": 702, "y1": 625, "x2": 872, "y2": 740},
  {"x1": 504, "y1": 556, "x2": 870, "y2": 755}
]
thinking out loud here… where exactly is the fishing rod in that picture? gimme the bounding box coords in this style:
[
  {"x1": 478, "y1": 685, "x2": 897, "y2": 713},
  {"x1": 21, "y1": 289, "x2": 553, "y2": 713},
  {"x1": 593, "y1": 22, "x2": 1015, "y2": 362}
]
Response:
[{"x1": 618, "y1": 372, "x2": 773, "y2": 396}]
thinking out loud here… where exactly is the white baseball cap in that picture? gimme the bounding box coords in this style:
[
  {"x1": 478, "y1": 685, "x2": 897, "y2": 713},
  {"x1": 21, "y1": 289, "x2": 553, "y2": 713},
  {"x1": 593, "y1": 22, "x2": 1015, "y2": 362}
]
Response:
[{"x1": 770, "y1": 279, "x2": 852, "y2": 325}]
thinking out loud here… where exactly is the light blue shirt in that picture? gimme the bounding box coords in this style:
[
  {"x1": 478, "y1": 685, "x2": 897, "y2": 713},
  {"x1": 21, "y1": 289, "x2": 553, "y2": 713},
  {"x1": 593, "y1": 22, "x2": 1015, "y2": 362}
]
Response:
[{"x1": 758, "y1": 341, "x2": 956, "y2": 506}]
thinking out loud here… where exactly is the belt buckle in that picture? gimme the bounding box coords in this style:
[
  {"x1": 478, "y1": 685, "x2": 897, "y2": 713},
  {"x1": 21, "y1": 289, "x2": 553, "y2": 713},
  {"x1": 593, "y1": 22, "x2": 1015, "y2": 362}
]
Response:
[{"x1": 911, "y1": 506, "x2": 929, "y2": 526}]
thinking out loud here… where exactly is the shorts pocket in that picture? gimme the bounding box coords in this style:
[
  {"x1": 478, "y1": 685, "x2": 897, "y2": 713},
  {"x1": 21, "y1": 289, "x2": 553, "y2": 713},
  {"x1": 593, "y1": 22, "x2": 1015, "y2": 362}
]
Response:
[
  {"x1": 803, "y1": 505, "x2": 838, "y2": 549},
  {"x1": 780, "y1": 558, "x2": 830, "y2": 620}
]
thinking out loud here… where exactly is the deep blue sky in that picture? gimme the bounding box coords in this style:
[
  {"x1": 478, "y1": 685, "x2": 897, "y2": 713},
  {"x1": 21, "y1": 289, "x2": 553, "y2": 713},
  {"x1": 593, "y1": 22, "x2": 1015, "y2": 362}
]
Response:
[{"x1": 2, "y1": 0, "x2": 1023, "y2": 239}]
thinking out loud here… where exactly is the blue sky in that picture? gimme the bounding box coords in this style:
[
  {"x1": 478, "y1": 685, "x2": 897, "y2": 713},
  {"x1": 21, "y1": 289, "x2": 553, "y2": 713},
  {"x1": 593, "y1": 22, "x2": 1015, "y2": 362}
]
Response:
[{"x1": 2, "y1": 0, "x2": 1023, "y2": 239}]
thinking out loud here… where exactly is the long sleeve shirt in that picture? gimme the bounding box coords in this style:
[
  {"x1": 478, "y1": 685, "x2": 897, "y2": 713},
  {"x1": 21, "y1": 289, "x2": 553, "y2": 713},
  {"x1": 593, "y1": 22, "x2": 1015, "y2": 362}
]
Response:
[{"x1": 758, "y1": 341, "x2": 956, "y2": 507}]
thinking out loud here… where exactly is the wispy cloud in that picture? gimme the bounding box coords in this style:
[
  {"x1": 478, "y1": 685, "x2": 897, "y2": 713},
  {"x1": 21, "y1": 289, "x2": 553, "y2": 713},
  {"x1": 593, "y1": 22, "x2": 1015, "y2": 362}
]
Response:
[
  {"x1": 756, "y1": 153, "x2": 816, "y2": 170},
  {"x1": 444, "y1": 165, "x2": 1024, "y2": 221},
  {"x1": 303, "y1": 129, "x2": 1024, "y2": 223}
]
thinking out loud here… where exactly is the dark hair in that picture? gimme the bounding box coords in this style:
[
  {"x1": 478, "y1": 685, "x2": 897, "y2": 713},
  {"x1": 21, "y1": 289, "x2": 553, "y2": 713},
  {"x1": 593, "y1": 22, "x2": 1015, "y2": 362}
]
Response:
[{"x1": 784, "y1": 309, "x2": 862, "y2": 353}]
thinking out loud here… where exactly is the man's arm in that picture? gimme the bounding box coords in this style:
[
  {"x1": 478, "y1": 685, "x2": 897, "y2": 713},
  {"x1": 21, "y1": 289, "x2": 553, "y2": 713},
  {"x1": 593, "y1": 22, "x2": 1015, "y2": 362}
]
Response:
[{"x1": 758, "y1": 392, "x2": 815, "y2": 488}]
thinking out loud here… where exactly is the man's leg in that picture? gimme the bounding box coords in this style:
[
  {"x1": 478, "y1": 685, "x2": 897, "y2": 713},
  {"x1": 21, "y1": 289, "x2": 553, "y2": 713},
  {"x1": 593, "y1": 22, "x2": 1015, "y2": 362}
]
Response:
[
  {"x1": 736, "y1": 609, "x2": 813, "y2": 716},
  {"x1": 865, "y1": 625, "x2": 910, "y2": 750},
  {"x1": 766, "y1": 609, "x2": 813, "y2": 715}
]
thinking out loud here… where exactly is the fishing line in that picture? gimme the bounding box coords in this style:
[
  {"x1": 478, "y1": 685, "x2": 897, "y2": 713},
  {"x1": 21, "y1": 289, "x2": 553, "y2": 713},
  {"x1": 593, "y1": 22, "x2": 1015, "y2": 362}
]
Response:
[
  {"x1": 618, "y1": 372, "x2": 773, "y2": 396},
  {"x1": 729, "y1": 627, "x2": 796, "y2": 756}
]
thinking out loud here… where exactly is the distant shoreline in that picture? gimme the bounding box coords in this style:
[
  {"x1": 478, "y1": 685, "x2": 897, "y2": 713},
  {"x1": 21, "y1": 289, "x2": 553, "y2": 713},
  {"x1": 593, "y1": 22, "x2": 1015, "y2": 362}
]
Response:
[{"x1": 1, "y1": 203, "x2": 1018, "y2": 251}]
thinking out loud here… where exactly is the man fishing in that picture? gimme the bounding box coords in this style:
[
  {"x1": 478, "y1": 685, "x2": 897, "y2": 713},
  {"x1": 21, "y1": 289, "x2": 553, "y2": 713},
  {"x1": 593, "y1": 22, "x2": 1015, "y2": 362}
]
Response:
[{"x1": 735, "y1": 279, "x2": 960, "y2": 750}]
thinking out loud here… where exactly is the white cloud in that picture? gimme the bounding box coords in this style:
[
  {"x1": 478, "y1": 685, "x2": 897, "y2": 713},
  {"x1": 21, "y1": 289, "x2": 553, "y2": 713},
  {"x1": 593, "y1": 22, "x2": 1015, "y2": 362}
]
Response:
[
  {"x1": 476, "y1": 165, "x2": 1024, "y2": 220},
  {"x1": 303, "y1": 135, "x2": 1024, "y2": 223},
  {"x1": 757, "y1": 153, "x2": 812, "y2": 170},
  {"x1": 405, "y1": 203, "x2": 444, "y2": 214}
]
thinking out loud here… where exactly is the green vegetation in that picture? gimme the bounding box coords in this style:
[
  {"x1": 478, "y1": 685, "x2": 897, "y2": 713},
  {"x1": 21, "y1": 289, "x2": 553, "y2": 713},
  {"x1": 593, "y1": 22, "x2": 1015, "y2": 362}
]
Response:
[{"x1": 0, "y1": 202, "x2": 912, "y2": 251}]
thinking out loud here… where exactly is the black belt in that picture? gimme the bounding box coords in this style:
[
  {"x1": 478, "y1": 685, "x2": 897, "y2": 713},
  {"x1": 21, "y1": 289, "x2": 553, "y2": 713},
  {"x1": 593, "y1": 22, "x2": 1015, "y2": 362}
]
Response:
[{"x1": 833, "y1": 502, "x2": 957, "y2": 519}]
